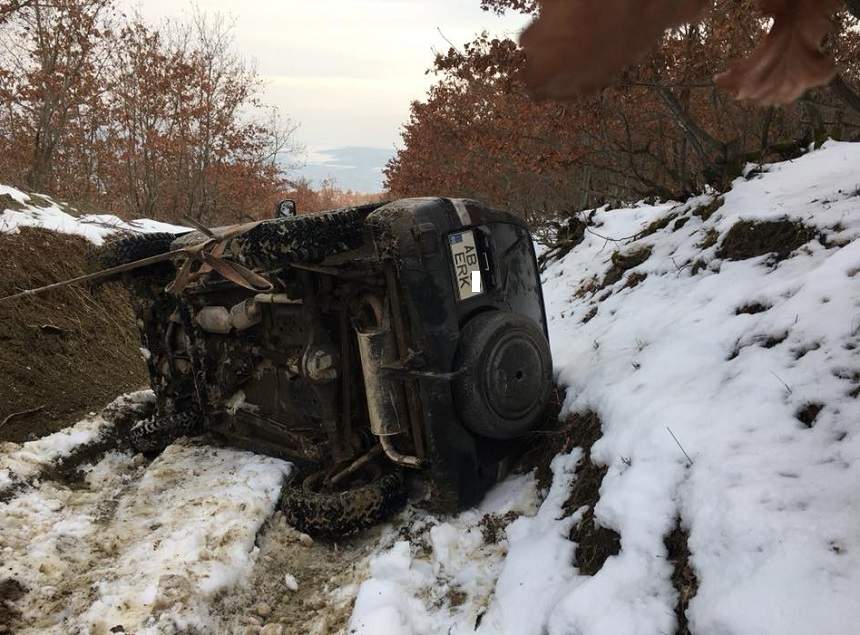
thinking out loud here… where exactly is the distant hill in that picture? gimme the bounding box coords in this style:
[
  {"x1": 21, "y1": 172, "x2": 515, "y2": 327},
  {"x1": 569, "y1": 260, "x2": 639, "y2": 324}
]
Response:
[{"x1": 293, "y1": 146, "x2": 393, "y2": 193}]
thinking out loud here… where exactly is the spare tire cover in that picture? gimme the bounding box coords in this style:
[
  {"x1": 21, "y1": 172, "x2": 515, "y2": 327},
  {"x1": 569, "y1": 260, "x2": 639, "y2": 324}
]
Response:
[{"x1": 453, "y1": 311, "x2": 552, "y2": 439}]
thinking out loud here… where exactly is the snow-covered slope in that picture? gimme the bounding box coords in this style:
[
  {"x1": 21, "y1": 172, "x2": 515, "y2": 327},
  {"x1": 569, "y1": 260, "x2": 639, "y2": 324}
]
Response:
[
  {"x1": 0, "y1": 184, "x2": 186, "y2": 245},
  {"x1": 543, "y1": 140, "x2": 860, "y2": 635},
  {"x1": 349, "y1": 140, "x2": 860, "y2": 635}
]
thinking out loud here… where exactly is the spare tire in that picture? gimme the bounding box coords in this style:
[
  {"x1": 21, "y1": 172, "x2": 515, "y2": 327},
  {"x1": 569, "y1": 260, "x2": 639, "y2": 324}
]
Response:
[
  {"x1": 280, "y1": 464, "x2": 406, "y2": 536},
  {"x1": 453, "y1": 311, "x2": 552, "y2": 440}
]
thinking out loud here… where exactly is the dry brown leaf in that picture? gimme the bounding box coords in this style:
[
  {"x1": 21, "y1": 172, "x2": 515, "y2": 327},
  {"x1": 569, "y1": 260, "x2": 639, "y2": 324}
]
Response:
[
  {"x1": 715, "y1": 0, "x2": 842, "y2": 105},
  {"x1": 520, "y1": 0, "x2": 710, "y2": 99}
]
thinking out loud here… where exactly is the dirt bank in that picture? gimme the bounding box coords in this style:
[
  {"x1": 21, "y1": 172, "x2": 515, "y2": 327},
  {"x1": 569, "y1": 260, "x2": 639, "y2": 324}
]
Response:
[{"x1": 0, "y1": 227, "x2": 147, "y2": 443}]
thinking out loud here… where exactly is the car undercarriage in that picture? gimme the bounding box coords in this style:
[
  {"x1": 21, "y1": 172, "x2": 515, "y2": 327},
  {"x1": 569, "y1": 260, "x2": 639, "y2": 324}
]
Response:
[{"x1": 102, "y1": 197, "x2": 553, "y2": 534}]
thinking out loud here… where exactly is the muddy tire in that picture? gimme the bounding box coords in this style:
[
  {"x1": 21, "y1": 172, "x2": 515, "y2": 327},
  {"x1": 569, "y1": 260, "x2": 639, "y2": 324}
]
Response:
[
  {"x1": 230, "y1": 207, "x2": 366, "y2": 269},
  {"x1": 93, "y1": 232, "x2": 179, "y2": 287},
  {"x1": 101, "y1": 392, "x2": 157, "y2": 431},
  {"x1": 128, "y1": 411, "x2": 200, "y2": 454},
  {"x1": 97, "y1": 232, "x2": 178, "y2": 269},
  {"x1": 280, "y1": 465, "x2": 406, "y2": 536}
]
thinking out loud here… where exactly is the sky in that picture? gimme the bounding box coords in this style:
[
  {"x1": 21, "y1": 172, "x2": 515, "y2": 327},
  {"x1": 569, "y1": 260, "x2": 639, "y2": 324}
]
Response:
[{"x1": 121, "y1": 0, "x2": 531, "y2": 192}]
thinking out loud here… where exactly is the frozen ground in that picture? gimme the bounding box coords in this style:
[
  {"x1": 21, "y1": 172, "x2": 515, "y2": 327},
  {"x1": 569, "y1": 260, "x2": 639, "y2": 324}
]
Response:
[
  {"x1": 1, "y1": 429, "x2": 290, "y2": 633},
  {"x1": 2, "y1": 141, "x2": 860, "y2": 634}
]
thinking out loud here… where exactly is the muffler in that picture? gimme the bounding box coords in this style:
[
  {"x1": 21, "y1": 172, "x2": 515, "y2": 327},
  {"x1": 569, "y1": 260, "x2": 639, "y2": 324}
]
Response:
[
  {"x1": 356, "y1": 326, "x2": 406, "y2": 437},
  {"x1": 355, "y1": 295, "x2": 421, "y2": 469}
]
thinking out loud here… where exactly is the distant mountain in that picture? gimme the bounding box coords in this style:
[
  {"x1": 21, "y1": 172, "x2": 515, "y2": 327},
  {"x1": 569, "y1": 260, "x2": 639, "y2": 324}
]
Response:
[{"x1": 292, "y1": 146, "x2": 393, "y2": 193}]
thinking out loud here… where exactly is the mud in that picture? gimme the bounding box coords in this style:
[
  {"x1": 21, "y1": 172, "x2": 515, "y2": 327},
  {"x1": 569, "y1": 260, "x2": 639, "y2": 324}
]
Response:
[
  {"x1": 0, "y1": 578, "x2": 27, "y2": 634},
  {"x1": 0, "y1": 451, "x2": 149, "y2": 633},
  {"x1": 692, "y1": 197, "x2": 724, "y2": 222},
  {"x1": 796, "y1": 402, "x2": 824, "y2": 428},
  {"x1": 514, "y1": 403, "x2": 621, "y2": 575},
  {"x1": 623, "y1": 271, "x2": 648, "y2": 290},
  {"x1": 513, "y1": 386, "x2": 567, "y2": 490},
  {"x1": 602, "y1": 246, "x2": 652, "y2": 288},
  {"x1": 640, "y1": 211, "x2": 680, "y2": 238},
  {"x1": 697, "y1": 228, "x2": 719, "y2": 250},
  {"x1": 581, "y1": 305, "x2": 598, "y2": 324},
  {"x1": 557, "y1": 412, "x2": 621, "y2": 575},
  {"x1": 727, "y1": 331, "x2": 789, "y2": 360},
  {"x1": 735, "y1": 302, "x2": 771, "y2": 315},
  {"x1": 690, "y1": 259, "x2": 709, "y2": 275},
  {"x1": 213, "y1": 513, "x2": 381, "y2": 635},
  {"x1": 478, "y1": 510, "x2": 521, "y2": 545},
  {"x1": 673, "y1": 217, "x2": 690, "y2": 232},
  {"x1": 665, "y1": 518, "x2": 698, "y2": 635}
]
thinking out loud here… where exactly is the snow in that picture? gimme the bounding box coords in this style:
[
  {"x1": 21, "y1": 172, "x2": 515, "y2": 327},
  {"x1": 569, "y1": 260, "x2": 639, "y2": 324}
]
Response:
[
  {"x1": 348, "y1": 470, "x2": 544, "y2": 635},
  {"x1": 0, "y1": 414, "x2": 109, "y2": 484},
  {"x1": 539, "y1": 139, "x2": 860, "y2": 635},
  {"x1": 476, "y1": 451, "x2": 583, "y2": 635},
  {"x1": 0, "y1": 440, "x2": 291, "y2": 634},
  {"x1": 346, "y1": 140, "x2": 860, "y2": 635},
  {"x1": 0, "y1": 183, "x2": 187, "y2": 245}
]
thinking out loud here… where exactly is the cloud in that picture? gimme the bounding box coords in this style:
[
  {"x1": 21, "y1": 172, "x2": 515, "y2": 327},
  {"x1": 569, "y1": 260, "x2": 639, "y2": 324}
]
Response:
[{"x1": 117, "y1": 0, "x2": 529, "y2": 183}]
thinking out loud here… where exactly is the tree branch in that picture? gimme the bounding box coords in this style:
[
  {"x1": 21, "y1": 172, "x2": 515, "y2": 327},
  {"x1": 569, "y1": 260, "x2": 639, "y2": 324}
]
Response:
[{"x1": 830, "y1": 74, "x2": 860, "y2": 117}]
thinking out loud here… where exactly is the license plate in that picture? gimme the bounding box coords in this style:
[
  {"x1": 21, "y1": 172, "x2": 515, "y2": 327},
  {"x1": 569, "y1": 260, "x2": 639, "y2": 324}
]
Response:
[{"x1": 449, "y1": 230, "x2": 482, "y2": 301}]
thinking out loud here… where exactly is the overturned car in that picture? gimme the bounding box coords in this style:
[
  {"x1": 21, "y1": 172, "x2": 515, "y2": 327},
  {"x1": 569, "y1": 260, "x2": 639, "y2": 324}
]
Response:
[{"x1": 100, "y1": 198, "x2": 553, "y2": 534}]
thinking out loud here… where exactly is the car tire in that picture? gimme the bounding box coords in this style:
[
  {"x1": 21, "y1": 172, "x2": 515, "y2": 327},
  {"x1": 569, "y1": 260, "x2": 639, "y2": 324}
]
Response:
[
  {"x1": 280, "y1": 464, "x2": 406, "y2": 536},
  {"x1": 453, "y1": 311, "x2": 553, "y2": 440},
  {"x1": 97, "y1": 232, "x2": 178, "y2": 269},
  {"x1": 229, "y1": 207, "x2": 367, "y2": 269},
  {"x1": 128, "y1": 411, "x2": 201, "y2": 454}
]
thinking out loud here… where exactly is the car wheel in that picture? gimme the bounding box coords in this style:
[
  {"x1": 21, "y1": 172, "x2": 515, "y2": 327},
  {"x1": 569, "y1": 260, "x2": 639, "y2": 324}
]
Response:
[
  {"x1": 128, "y1": 411, "x2": 201, "y2": 455},
  {"x1": 280, "y1": 463, "x2": 406, "y2": 536}
]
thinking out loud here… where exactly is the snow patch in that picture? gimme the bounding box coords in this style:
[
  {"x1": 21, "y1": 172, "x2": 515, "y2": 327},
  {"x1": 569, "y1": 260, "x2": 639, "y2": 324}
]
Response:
[
  {"x1": 541, "y1": 140, "x2": 860, "y2": 635},
  {"x1": 349, "y1": 467, "x2": 555, "y2": 635},
  {"x1": 0, "y1": 414, "x2": 111, "y2": 483},
  {"x1": 1, "y1": 183, "x2": 188, "y2": 245}
]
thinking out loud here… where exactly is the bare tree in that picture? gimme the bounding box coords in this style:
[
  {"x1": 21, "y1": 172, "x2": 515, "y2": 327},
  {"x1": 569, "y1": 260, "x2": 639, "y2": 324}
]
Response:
[{"x1": 0, "y1": 0, "x2": 115, "y2": 190}]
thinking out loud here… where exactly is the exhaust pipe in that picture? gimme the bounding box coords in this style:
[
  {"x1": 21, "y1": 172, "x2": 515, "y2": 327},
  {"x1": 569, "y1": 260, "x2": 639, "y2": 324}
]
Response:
[{"x1": 355, "y1": 295, "x2": 422, "y2": 469}]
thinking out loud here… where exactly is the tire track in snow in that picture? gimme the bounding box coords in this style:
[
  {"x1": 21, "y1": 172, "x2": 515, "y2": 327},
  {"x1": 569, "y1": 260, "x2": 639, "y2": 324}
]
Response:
[
  {"x1": 0, "y1": 391, "x2": 154, "y2": 503},
  {"x1": 1, "y1": 439, "x2": 290, "y2": 634}
]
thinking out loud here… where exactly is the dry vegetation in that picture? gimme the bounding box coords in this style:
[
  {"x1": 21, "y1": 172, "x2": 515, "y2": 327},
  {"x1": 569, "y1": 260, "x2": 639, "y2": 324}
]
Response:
[{"x1": 386, "y1": 1, "x2": 860, "y2": 223}]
